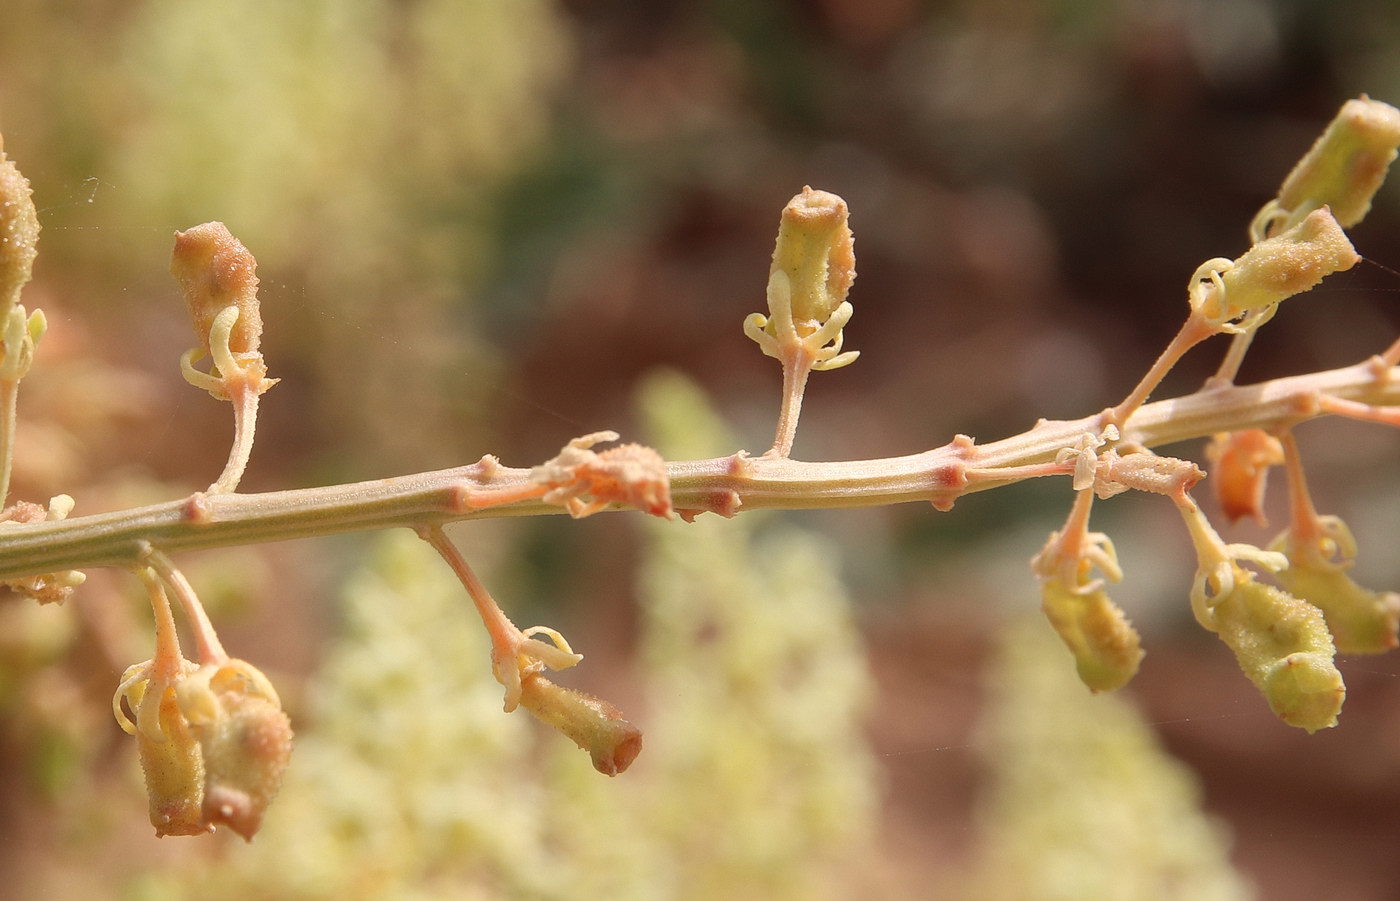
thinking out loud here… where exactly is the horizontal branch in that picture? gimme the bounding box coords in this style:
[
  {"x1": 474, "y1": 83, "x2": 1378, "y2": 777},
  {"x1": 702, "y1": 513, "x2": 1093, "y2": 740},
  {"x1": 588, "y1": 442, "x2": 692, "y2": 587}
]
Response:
[{"x1": 0, "y1": 358, "x2": 1395, "y2": 583}]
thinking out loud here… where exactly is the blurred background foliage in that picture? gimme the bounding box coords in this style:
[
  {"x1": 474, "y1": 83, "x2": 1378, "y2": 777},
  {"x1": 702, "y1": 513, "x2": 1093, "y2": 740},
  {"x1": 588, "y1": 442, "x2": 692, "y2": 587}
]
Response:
[{"x1": 2, "y1": 0, "x2": 1400, "y2": 898}]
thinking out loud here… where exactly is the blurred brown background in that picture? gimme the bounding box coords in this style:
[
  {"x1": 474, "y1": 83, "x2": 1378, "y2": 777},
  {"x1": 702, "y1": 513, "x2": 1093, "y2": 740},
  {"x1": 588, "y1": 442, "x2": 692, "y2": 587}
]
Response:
[{"x1": 2, "y1": 1, "x2": 1400, "y2": 898}]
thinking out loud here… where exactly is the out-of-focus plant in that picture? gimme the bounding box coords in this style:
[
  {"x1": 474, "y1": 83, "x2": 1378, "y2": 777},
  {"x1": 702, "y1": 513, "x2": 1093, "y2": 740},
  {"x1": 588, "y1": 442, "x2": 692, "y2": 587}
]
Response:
[
  {"x1": 0, "y1": 89, "x2": 1399, "y2": 854},
  {"x1": 965, "y1": 617, "x2": 1253, "y2": 901},
  {"x1": 634, "y1": 370, "x2": 877, "y2": 900},
  {"x1": 115, "y1": 0, "x2": 570, "y2": 473}
]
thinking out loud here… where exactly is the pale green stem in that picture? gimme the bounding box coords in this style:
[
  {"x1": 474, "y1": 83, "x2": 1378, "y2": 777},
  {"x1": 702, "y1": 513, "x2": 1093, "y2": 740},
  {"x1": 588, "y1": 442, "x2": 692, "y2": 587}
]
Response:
[
  {"x1": 0, "y1": 377, "x2": 18, "y2": 508},
  {"x1": 0, "y1": 359, "x2": 1394, "y2": 584},
  {"x1": 1212, "y1": 329, "x2": 1257, "y2": 385}
]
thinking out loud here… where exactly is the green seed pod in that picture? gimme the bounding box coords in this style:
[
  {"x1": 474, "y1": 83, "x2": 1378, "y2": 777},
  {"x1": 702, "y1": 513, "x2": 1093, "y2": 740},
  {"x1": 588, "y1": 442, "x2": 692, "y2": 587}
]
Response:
[
  {"x1": 770, "y1": 187, "x2": 854, "y2": 327},
  {"x1": 518, "y1": 672, "x2": 642, "y2": 776},
  {"x1": 1213, "y1": 208, "x2": 1358, "y2": 321},
  {"x1": 1272, "y1": 96, "x2": 1400, "y2": 233},
  {"x1": 1040, "y1": 579, "x2": 1144, "y2": 693},
  {"x1": 1210, "y1": 578, "x2": 1343, "y2": 733},
  {"x1": 1270, "y1": 519, "x2": 1400, "y2": 655},
  {"x1": 0, "y1": 135, "x2": 40, "y2": 312},
  {"x1": 1275, "y1": 563, "x2": 1400, "y2": 655},
  {"x1": 195, "y1": 692, "x2": 293, "y2": 841}
]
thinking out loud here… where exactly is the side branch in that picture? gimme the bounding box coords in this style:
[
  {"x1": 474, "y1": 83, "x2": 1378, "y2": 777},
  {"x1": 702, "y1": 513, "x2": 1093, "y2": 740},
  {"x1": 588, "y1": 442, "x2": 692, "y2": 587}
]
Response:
[{"x1": 0, "y1": 359, "x2": 1394, "y2": 583}]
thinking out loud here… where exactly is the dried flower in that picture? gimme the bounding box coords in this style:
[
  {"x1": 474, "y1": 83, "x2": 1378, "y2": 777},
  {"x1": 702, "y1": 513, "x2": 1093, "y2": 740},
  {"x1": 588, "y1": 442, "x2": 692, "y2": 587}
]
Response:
[
  {"x1": 529, "y1": 431, "x2": 672, "y2": 518},
  {"x1": 171, "y1": 222, "x2": 264, "y2": 358},
  {"x1": 1206, "y1": 429, "x2": 1284, "y2": 525}
]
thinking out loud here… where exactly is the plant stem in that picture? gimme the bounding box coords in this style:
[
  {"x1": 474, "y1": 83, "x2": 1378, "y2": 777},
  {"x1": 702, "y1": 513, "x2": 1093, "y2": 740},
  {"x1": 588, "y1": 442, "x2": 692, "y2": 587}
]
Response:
[
  {"x1": 208, "y1": 379, "x2": 261, "y2": 494},
  {"x1": 1110, "y1": 312, "x2": 1217, "y2": 424},
  {"x1": 142, "y1": 545, "x2": 228, "y2": 664},
  {"x1": 1212, "y1": 329, "x2": 1256, "y2": 385},
  {"x1": 768, "y1": 346, "x2": 815, "y2": 458},
  {"x1": 0, "y1": 358, "x2": 1394, "y2": 583},
  {"x1": 0, "y1": 377, "x2": 19, "y2": 508}
]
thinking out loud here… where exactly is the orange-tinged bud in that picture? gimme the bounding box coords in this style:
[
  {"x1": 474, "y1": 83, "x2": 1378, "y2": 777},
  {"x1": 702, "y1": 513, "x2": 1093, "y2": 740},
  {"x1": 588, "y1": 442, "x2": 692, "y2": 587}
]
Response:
[
  {"x1": 0, "y1": 135, "x2": 40, "y2": 312},
  {"x1": 178, "y1": 658, "x2": 292, "y2": 840},
  {"x1": 170, "y1": 222, "x2": 263, "y2": 356},
  {"x1": 518, "y1": 673, "x2": 642, "y2": 776},
  {"x1": 195, "y1": 692, "x2": 293, "y2": 840},
  {"x1": 1206, "y1": 429, "x2": 1284, "y2": 525}
]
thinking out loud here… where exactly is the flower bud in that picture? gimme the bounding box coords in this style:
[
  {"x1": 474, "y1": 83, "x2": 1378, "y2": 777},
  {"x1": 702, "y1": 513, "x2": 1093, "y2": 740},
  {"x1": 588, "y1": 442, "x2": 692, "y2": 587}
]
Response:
[
  {"x1": 137, "y1": 685, "x2": 209, "y2": 837},
  {"x1": 1271, "y1": 96, "x2": 1400, "y2": 233},
  {"x1": 1040, "y1": 580, "x2": 1143, "y2": 693},
  {"x1": 770, "y1": 187, "x2": 855, "y2": 326},
  {"x1": 170, "y1": 222, "x2": 263, "y2": 356},
  {"x1": 518, "y1": 673, "x2": 642, "y2": 776},
  {"x1": 1270, "y1": 517, "x2": 1400, "y2": 655},
  {"x1": 1209, "y1": 208, "x2": 1358, "y2": 323},
  {"x1": 0, "y1": 135, "x2": 40, "y2": 313},
  {"x1": 1210, "y1": 578, "x2": 1343, "y2": 733},
  {"x1": 1206, "y1": 429, "x2": 1284, "y2": 525}
]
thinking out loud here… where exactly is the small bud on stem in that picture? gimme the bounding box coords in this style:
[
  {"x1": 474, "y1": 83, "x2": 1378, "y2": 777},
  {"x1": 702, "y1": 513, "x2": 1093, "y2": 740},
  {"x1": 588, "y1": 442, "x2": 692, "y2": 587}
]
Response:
[
  {"x1": 171, "y1": 222, "x2": 278, "y2": 494},
  {"x1": 1206, "y1": 429, "x2": 1285, "y2": 525},
  {"x1": 1269, "y1": 433, "x2": 1400, "y2": 654},
  {"x1": 744, "y1": 188, "x2": 860, "y2": 457},
  {"x1": 0, "y1": 136, "x2": 46, "y2": 507},
  {"x1": 0, "y1": 135, "x2": 39, "y2": 314},
  {"x1": 1033, "y1": 489, "x2": 1143, "y2": 692},
  {"x1": 1178, "y1": 494, "x2": 1343, "y2": 732}
]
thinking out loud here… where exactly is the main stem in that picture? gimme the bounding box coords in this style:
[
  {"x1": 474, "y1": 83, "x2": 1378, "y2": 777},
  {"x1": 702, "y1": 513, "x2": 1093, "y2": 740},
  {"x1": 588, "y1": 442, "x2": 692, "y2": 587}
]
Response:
[{"x1": 0, "y1": 358, "x2": 1394, "y2": 583}]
